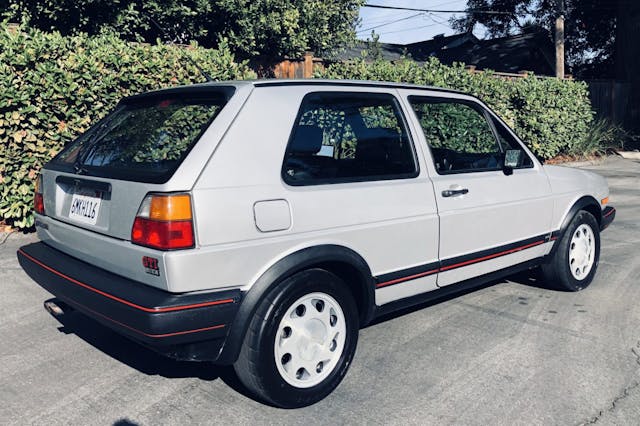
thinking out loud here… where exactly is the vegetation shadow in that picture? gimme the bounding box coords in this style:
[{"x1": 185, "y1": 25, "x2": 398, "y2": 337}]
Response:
[
  {"x1": 49, "y1": 302, "x2": 221, "y2": 379},
  {"x1": 48, "y1": 301, "x2": 262, "y2": 401}
]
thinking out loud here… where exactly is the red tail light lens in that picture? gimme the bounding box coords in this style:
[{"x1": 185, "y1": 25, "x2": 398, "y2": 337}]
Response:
[
  {"x1": 132, "y1": 218, "x2": 194, "y2": 250},
  {"x1": 131, "y1": 194, "x2": 194, "y2": 250},
  {"x1": 34, "y1": 175, "x2": 45, "y2": 215}
]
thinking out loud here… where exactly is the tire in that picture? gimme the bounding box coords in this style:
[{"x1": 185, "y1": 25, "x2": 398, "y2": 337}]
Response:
[
  {"x1": 233, "y1": 268, "x2": 359, "y2": 408},
  {"x1": 542, "y1": 210, "x2": 600, "y2": 291}
]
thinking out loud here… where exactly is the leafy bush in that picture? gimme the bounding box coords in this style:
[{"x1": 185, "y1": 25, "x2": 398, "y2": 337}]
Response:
[
  {"x1": 569, "y1": 118, "x2": 626, "y2": 157},
  {"x1": 0, "y1": 23, "x2": 254, "y2": 229},
  {"x1": 316, "y1": 57, "x2": 595, "y2": 160}
]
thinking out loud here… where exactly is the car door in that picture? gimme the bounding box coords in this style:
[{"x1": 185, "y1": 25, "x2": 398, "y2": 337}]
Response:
[{"x1": 401, "y1": 92, "x2": 554, "y2": 287}]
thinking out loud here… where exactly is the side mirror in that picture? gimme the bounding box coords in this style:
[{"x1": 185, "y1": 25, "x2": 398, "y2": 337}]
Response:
[
  {"x1": 503, "y1": 149, "x2": 522, "y2": 176},
  {"x1": 504, "y1": 149, "x2": 523, "y2": 168}
]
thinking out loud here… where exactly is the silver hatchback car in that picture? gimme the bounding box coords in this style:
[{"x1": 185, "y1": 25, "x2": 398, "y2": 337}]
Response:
[{"x1": 19, "y1": 80, "x2": 615, "y2": 407}]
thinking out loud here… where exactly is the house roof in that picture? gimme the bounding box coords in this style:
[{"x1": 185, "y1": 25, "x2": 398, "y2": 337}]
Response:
[
  {"x1": 340, "y1": 28, "x2": 555, "y2": 76},
  {"x1": 436, "y1": 29, "x2": 555, "y2": 75}
]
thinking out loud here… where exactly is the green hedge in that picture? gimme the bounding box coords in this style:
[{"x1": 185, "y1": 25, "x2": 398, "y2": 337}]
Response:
[
  {"x1": 0, "y1": 25, "x2": 595, "y2": 230},
  {"x1": 0, "y1": 23, "x2": 254, "y2": 229},
  {"x1": 316, "y1": 57, "x2": 594, "y2": 160}
]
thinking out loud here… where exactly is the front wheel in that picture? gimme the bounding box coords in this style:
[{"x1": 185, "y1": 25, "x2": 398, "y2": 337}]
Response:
[
  {"x1": 233, "y1": 269, "x2": 359, "y2": 408},
  {"x1": 542, "y1": 210, "x2": 601, "y2": 291}
]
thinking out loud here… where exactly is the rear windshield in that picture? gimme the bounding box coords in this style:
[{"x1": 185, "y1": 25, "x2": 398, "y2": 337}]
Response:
[{"x1": 50, "y1": 89, "x2": 233, "y2": 183}]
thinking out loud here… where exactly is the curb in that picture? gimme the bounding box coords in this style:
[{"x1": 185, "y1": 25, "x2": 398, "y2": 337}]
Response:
[{"x1": 550, "y1": 156, "x2": 611, "y2": 168}]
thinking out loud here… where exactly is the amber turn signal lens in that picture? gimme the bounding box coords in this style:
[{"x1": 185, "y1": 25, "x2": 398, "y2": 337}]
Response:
[
  {"x1": 149, "y1": 194, "x2": 192, "y2": 221},
  {"x1": 601, "y1": 197, "x2": 609, "y2": 205}
]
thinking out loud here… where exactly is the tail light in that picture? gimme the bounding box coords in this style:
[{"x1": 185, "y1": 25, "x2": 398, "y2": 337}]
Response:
[
  {"x1": 131, "y1": 193, "x2": 194, "y2": 250},
  {"x1": 34, "y1": 174, "x2": 45, "y2": 215}
]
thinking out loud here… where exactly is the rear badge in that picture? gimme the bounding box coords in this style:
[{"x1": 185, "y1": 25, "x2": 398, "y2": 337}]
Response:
[{"x1": 142, "y1": 256, "x2": 160, "y2": 276}]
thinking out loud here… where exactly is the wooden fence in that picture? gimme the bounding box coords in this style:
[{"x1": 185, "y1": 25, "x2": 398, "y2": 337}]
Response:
[
  {"x1": 273, "y1": 52, "x2": 324, "y2": 79},
  {"x1": 586, "y1": 80, "x2": 630, "y2": 124}
]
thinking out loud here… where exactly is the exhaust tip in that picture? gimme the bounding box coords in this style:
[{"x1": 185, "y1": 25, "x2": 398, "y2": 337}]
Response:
[{"x1": 44, "y1": 300, "x2": 66, "y2": 317}]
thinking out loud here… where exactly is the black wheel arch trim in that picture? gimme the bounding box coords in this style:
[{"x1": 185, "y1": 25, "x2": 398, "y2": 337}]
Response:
[
  {"x1": 547, "y1": 195, "x2": 602, "y2": 258},
  {"x1": 217, "y1": 244, "x2": 375, "y2": 365}
]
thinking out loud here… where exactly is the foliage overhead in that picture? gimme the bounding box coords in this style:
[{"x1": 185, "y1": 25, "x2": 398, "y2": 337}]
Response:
[
  {"x1": 1, "y1": 0, "x2": 365, "y2": 59},
  {"x1": 0, "y1": 23, "x2": 254, "y2": 229},
  {"x1": 451, "y1": 0, "x2": 617, "y2": 77}
]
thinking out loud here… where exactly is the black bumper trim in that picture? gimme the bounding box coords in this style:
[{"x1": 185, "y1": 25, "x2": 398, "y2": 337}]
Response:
[
  {"x1": 18, "y1": 242, "x2": 242, "y2": 356},
  {"x1": 601, "y1": 206, "x2": 615, "y2": 231}
]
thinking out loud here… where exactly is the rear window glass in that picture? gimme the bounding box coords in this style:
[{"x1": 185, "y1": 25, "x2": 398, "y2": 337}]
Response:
[{"x1": 51, "y1": 90, "x2": 232, "y2": 183}]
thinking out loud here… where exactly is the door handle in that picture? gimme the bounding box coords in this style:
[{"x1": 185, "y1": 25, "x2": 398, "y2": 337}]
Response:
[{"x1": 442, "y1": 188, "x2": 469, "y2": 197}]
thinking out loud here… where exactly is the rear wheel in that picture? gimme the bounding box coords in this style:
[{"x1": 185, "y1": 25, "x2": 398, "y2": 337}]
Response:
[
  {"x1": 542, "y1": 210, "x2": 600, "y2": 291},
  {"x1": 234, "y1": 269, "x2": 359, "y2": 408}
]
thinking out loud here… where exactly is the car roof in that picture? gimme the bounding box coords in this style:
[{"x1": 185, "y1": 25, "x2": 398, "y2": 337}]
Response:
[
  {"x1": 250, "y1": 79, "x2": 464, "y2": 94},
  {"x1": 124, "y1": 78, "x2": 465, "y2": 101}
]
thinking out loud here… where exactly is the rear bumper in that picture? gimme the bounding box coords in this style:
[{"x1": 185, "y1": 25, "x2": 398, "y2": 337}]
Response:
[
  {"x1": 601, "y1": 206, "x2": 616, "y2": 231},
  {"x1": 17, "y1": 242, "x2": 242, "y2": 361}
]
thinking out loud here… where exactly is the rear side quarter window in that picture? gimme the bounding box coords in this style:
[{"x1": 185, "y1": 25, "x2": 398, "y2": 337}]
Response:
[{"x1": 282, "y1": 92, "x2": 418, "y2": 185}]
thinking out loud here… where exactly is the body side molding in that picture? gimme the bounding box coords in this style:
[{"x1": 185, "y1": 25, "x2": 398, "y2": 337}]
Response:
[{"x1": 375, "y1": 233, "x2": 552, "y2": 290}]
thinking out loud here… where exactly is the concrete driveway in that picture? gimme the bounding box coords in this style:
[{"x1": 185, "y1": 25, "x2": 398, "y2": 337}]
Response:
[{"x1": 1, "y1": 157, "x2": 638, "y2": 425}]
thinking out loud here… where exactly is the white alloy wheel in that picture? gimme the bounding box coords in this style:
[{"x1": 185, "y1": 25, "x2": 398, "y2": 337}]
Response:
[
  {"x1": 569, "y1": 223, "x2": 596, "y2": 280},
  {"x1": 274, "y1": 292, "x2": 346, "y2": 388}
]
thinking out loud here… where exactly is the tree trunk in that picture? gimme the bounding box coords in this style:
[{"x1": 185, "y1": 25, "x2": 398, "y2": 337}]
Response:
[{"x1": 555, "y1": 0, "x2": 565, "y2": 79}]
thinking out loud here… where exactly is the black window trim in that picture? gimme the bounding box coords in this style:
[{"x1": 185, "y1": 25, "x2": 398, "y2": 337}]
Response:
[
  {"x1": 281, "y1": 91, "x2": 420, "y2": 187},
  {"x1": 407, "y1": 95, "x2": 534, "y2": 176}
]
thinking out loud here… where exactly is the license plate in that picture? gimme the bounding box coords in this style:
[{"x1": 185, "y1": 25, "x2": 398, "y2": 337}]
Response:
[{"x1": 69, "y1": 189, "x2": 102, "y2": 225}]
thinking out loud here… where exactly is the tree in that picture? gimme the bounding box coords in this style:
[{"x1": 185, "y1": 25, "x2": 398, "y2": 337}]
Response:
[
  {"x1": 451, "y1": 0, "x2": 617, "y2": 77},
  {"x1": 1, "y1": 0, "x2": 364, "y2": 60}
]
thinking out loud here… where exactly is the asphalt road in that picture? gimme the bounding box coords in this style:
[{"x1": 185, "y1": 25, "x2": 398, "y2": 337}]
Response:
[{"x1": 1, "y1": 157, "x2": 639, "y2": 425}]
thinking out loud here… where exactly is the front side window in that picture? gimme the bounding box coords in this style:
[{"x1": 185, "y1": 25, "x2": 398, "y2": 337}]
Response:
[
  {"x1": 491, "y1": 116, "x2": 534, "y2": 168},
  {"x1": 282, "y1": 92, "x2": 417, "y2": 185},
  {"x1": 409, "y1": 97, "x2": 532, "y2": 174}
]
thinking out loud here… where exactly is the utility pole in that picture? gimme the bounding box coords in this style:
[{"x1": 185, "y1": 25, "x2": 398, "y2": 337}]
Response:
[{"x1": 555, "y1": 0, "x2": 565, "y2": 79}]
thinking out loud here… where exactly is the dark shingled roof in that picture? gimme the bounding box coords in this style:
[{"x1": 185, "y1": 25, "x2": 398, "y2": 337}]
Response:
[
  {"x1": 436, "y1": 30, "x2": 555, "y2": 75},
  {"x1": 339, "y1": 29, "x2": 555, "y2": 76}
]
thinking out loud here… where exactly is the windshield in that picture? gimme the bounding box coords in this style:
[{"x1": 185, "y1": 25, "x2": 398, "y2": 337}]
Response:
[{"x1": 51, "y1": 90, "x2": 232, "y2": 183}]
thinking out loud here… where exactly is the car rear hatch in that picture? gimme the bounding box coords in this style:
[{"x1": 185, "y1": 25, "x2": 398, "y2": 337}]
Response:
[{"x1": 35, "y1": 83, "x2": 251, "y2": 291}]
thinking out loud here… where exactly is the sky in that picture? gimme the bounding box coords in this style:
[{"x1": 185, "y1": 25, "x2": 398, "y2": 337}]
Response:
[{"x1": 356, "y1": 0, "x2": 482, "y2": 45}]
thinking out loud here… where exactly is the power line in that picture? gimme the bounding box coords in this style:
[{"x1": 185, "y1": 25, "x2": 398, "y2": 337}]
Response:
[
  {"x1": 425, "y1": 12, "x2": 452, "y2": 27},
  {"x1": 430, "y1": 0, "x2": 468, "y2": 8},
  {"x1": 357, "y1": 13, "x2": 423, "y2": 34},
  {"x1": 375, "y1": 22, "x2": 439, "y2": 36},
  {"x1": 358, "y1": 14, "x2": 409, "y2": 26},
  {"x1": 363, "y1": 4, "x2": 513, "y2": 15}
]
